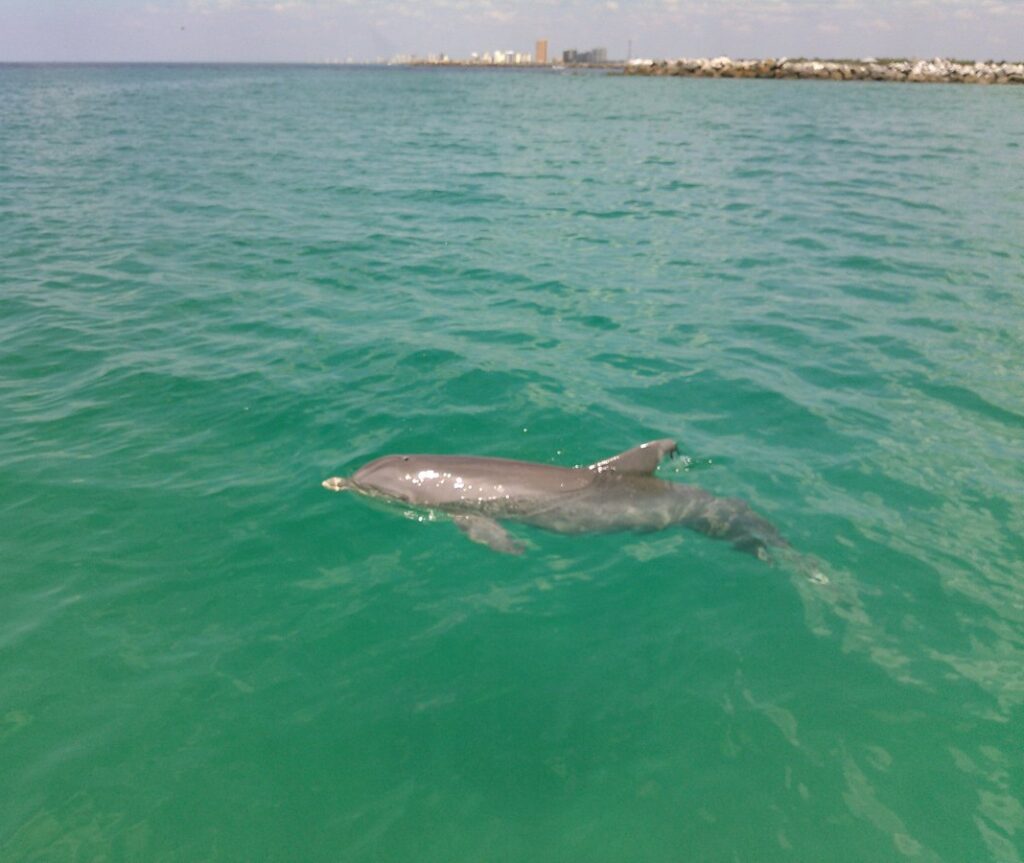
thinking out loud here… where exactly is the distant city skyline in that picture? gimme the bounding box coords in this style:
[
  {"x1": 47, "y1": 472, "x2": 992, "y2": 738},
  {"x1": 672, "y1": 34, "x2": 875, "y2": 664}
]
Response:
[{"x1": 2, "y1": 0, "x2": 1022, "y2": 63}]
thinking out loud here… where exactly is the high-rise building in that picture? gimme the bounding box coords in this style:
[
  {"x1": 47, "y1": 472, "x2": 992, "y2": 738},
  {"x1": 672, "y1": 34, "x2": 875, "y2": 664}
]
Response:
[
  {"x1": 535, "y1": 39, "x2": 548, "y2": 65},
  {"x1": 563, "y1": 47, "x2": 607, "y2": 64}
]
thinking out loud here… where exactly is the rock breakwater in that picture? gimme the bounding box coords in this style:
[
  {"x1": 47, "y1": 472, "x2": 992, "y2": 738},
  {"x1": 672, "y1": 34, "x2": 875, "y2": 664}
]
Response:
[{"x1": 625, "y1": 56, "x2": 1024, "y2": 84}]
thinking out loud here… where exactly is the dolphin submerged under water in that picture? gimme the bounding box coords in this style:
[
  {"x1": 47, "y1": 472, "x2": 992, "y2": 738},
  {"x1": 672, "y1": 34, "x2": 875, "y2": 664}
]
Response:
[{"x1": 322, "y1": 438, "x2": 792, "y2": 560}]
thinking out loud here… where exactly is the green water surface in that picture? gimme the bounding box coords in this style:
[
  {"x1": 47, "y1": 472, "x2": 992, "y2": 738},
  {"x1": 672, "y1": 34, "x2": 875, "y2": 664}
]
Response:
[{"x1": 1, "y1": 65, "x2": 1023, "y2": 861}]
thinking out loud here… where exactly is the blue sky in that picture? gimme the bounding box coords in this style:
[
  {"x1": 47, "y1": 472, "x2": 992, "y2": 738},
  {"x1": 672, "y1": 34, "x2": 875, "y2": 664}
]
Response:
[{"x1": 3, "y1": 0, "x2": 1022, "y2": 62}]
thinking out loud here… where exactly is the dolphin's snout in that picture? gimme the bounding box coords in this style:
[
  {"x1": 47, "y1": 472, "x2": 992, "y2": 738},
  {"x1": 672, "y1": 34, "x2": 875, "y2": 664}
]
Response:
[{"x1": 322, "y1": 476, "x2": 351, "y2": 492}]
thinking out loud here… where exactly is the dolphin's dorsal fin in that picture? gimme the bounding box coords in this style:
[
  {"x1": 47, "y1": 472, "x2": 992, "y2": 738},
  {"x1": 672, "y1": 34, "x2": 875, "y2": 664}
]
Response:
[{"x1": 587, "y1": 439, "x2": 678, "y2": 475}]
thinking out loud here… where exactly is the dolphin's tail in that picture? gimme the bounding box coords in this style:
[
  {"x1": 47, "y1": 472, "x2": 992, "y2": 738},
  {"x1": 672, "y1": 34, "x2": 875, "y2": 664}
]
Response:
[
  {"x1": 725, "y1": 513, "x2": 829, "y2": 584},
  {"x1": 763, "y1": 545, "x2": 830, "y2": 584},
  {"x1": 731, "y1": 533, "x2": 786, "y2": 560},
  {"x1": 688, "y1": 497, "x2": 790, "y2": 562}
]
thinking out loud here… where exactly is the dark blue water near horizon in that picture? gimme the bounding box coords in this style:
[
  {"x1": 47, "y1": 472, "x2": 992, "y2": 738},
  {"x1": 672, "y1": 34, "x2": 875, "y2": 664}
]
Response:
[{"x1": 1, "y1": 64, "x2": 1023, "y2": 861}]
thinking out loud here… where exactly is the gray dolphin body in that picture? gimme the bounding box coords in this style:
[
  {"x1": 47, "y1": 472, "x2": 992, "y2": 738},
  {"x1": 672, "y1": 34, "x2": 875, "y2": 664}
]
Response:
[{"x1": 322, "y1": 439, "x2": 789, "y2": 559}]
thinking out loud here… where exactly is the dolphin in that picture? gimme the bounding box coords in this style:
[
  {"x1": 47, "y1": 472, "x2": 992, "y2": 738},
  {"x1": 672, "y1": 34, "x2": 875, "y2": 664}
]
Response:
[{"x1": 322, "y1": 438, "x2": 791, "y2": 559}]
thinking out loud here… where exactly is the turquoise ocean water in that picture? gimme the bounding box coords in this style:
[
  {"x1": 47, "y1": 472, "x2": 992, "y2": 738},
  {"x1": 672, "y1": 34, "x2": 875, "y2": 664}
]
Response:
[{"x1": 2, "y1": 64, "x2": 1023, "y2": 861}]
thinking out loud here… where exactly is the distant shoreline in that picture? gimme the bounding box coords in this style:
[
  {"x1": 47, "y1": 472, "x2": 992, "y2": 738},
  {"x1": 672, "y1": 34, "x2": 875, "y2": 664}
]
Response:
[
  {"x1": 623, "y1": 57, "x2": 1024, "y2": 85},
  {"x1": 3, "y1": 59, "x2": 1023, "y2": 84},
  {"x1": 384, "y1": 56, "x2": 1024, "y2": 85}
]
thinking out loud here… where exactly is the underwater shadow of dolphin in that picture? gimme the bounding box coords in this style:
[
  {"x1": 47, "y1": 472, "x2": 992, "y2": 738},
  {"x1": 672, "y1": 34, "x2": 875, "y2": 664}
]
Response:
[{"x1": 323, "y1": 438, "x2": 803, "y2": 563}]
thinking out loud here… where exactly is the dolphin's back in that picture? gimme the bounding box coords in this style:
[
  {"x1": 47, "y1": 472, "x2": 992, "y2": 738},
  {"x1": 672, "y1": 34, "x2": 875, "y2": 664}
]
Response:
[
  {"x1": 352, "y1": 454, "x2": 594, "y2": 508},
  {"x1": 429, "y1": 456, "x2": 593, "y2": 503}
]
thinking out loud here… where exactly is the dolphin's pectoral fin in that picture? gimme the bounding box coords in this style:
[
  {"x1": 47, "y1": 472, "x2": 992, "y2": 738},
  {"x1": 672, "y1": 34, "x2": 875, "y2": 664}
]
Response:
[
  {"x1": 453, "y1": 516, "x2": 525, "y2": 555},
  {"x1": 588, "y1": 438, "x2": 678, "y2": 476}
]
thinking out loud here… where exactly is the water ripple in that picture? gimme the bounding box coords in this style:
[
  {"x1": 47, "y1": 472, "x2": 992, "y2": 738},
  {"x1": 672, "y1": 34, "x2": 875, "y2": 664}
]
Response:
[{"x1": 2, "y1": 65, "x2": 1023, "y2": 862}]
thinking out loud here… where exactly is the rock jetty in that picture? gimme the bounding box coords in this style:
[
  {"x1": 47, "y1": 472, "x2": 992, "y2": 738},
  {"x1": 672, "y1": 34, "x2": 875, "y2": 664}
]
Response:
[{"x1": 624, "y1": 56, "x2": 1024, "y2": 84}]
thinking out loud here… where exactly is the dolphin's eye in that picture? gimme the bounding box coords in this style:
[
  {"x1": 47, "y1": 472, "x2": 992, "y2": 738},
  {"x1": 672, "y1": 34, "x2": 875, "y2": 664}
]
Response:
[{"x1": 402, "y1": 457, "x2": 409, "y2": 462}]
